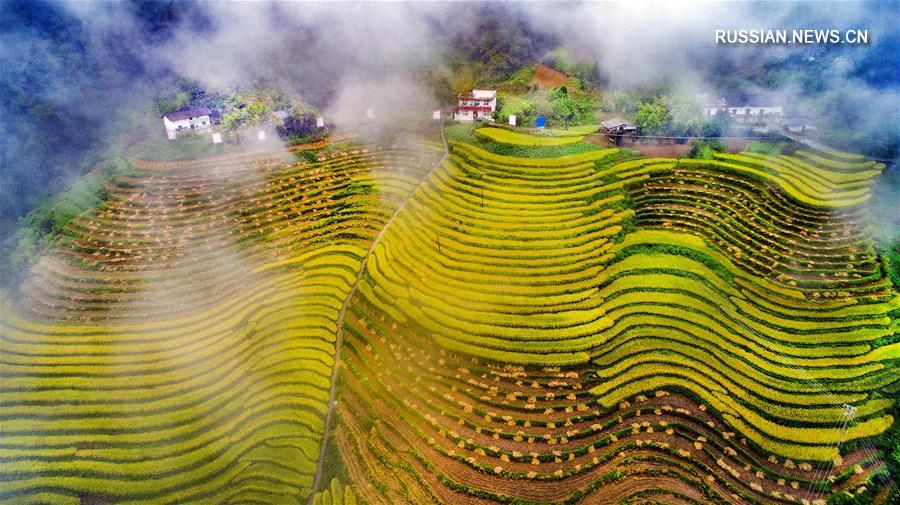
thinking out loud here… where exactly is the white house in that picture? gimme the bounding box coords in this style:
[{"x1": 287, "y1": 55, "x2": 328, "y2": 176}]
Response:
[
  {"x1": 454, "y1": 89, "x2": 496, "y2": 122},
  {"x1": 163, "y1": 106, "x2": 212, "y2": 139},
  {"x1": 698, "y1": 95, "x2": 728, "y2": 116},
  {"x1": 699, "y1": 94, "x2": 783, "y2": 123}
]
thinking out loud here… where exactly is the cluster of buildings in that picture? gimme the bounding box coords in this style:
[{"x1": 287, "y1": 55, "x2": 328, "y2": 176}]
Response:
[
  {"x1": 160, "y1": 88, "x2": 814, "y2": 145},
  {"x1": 163, "y1": 105, "x2": 327, "y2": 142},
  {"x1": 699, "y1": 94, "x2": 815, "y2": 134},
  {"x1": 698, "y1": 94, "x2": 784, "y2": 123},
  {"x1": 600, "y1": 93, "x2": 817, "y2": 145}
]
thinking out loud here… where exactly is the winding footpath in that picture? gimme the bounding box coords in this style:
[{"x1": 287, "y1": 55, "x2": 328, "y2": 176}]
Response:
[{"x1": 307, "y1": 124, "x2": 449, "y2": 502}]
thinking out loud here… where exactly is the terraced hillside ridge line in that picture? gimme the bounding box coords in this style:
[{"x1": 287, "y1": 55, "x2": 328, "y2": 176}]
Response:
[
  {"x1": 336, "y1": 143, "x2": 897, "y2": 504},
  {"x1": 475, "y1": 127, "x2": 584, "y2": 146},
  {"x1": 0, "y1": 139, "x2": 445, "y2": 504},
  {"x1": 307, "y1": 121, "x2": 450, "y2": 500}
]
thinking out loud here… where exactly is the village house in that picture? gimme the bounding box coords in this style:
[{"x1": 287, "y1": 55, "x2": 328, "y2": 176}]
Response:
[
  {"x1": 163, "y1": 106, "x2": 212, "y2": 139},
  {"x1": 453, "y1": 89, "x2": 497, "y2": 122},
  {"x1": 601, "y1": 118, "x2": 639, "y2": 145},
  {"x1": 699, "y1": 94, "x2": 783, "y2": 123},
  {"x1": 699, "y1": 95, "x2": 729, "y2": 116}
]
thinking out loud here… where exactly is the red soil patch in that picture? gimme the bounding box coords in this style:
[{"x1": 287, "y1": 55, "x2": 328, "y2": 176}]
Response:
[
  {"x1": 632, "y1": 143, "x2": 692, "y2": 158},
  {"x1": 529, "y1": 63, "x2": 569, "y2": 89}
]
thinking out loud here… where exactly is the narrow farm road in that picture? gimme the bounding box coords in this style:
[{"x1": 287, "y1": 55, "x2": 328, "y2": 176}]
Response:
[{"x1": 307, "y1": 123, "x2": 449, "y2": 502}]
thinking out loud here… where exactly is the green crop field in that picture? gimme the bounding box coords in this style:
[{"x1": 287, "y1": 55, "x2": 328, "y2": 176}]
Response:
[{"x1": 1, "y1": 128, "x2": 896, "y2": 505}]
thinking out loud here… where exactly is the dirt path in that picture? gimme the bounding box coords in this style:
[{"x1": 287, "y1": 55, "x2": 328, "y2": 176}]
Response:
[{"x1": 306, "y1": 124, "x2": 449, "y2": 502}]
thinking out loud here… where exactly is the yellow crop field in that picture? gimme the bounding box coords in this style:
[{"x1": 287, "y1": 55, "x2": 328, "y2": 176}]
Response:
[
  {"x1": 2, "y1": 138, "x2": 895, "y2": 505},
  {"x1": 475, "y1": 127, "x2": 584, "y2": 145}
]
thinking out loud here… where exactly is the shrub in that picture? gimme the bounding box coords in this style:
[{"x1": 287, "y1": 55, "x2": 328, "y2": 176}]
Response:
[{"x1": 688, "y1": 139, "x2": 725, "y2": 160}]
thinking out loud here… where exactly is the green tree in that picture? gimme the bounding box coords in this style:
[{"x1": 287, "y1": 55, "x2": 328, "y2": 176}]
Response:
[
  {"x1": 549, "y1": 88, "x2": 579, "y2": 127},
  {"x1": 634, "y1": 97, "x2": 673, "y2": 136},
  {"x1": 221, "y1": 99, "x2": 271, "y2": 138},
  {"x1": 701, "y1": 121, "x2": 722, "y2": 138},
  {"x1": 451, "y1": 67, "x2": 477, "y2": 97},
  {"x1": 668, "y1": 95, "x2": 703, "y2": 140},
  {"x1": 688, "y1": 139, "x2": 725, "y2": 159}
]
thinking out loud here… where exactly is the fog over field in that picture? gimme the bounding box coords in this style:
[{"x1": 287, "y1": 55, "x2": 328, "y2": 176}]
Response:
[{"x1": 2, "y1": 1, "x2": 897, "y2": 240}]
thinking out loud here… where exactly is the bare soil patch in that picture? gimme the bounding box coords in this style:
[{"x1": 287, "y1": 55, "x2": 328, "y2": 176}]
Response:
[{"x1": 529, "y1": 63, "x2": 569, "y2": 89}]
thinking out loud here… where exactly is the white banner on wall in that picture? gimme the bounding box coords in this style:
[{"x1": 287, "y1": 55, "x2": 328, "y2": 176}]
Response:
[
  {"x1": 211, "y1": 132, "x2": 223, "y2": 144},
  {"x1": 257, "y1": 130, "x2": 266, "y2": 141},
  {"x1": 432, "y1": 110, "x2": 441, "y2": 120},
  {"x1": 366, "y1": 109, "x2": 375, "y2": 119},
  {"x1": 316, "y1": 117, "x2": 325, "y2": 128},
  {"x1": 509, "y1": 115, "x2": 517, "y2": 126}
]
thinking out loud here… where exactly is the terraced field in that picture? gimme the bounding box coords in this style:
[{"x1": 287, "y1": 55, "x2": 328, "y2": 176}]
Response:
[
  {"x1": 1, "y1": 133, "x2": 896, "y2": 505},
  {"x1": 621, "y1": 152, "x2": 888, "y2": 298},
  {"x1": 335, "y1": 142, "x2": 898, "y2": 504},
  {"x1": 0, "y1": 139, "x2": 445, "y2": 504}
]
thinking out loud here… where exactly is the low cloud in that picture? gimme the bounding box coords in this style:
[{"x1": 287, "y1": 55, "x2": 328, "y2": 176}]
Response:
[{"x1": 2, "y1": 0, "x2": 898, "y2": 253}]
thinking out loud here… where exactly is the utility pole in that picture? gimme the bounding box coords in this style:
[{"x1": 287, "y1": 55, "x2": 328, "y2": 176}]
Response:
[
  {"x1": 836, "y1": 404, "x2": 856, "y2": 444},
  {"x1": 806, "y1": 404, "x2": 856, "y2": 501}
]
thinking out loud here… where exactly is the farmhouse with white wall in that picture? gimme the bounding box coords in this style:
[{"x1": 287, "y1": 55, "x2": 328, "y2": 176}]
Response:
[
  {"x1": 453, "y1": 89, "x2": 497, "y2": 122},
  {"x1": 163, "y1": 106, "x2": 212, "y2": 139},
  {"x1": 699, "y1": 94, "x2": 783, "y2": 123}
]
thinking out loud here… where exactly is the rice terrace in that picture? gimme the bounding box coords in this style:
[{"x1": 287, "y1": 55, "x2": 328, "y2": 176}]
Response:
[{"x1": 1, "y1": 2, "x2": 898, "y2": 505}]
